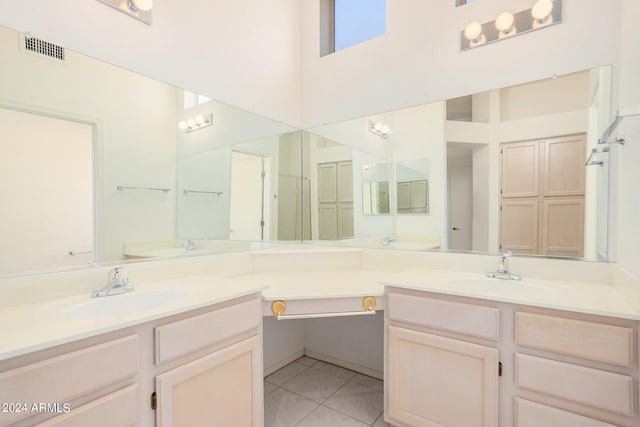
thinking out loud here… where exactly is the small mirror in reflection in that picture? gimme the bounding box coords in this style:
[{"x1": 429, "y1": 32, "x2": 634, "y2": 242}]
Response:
[
  {"x1": 396, "y1": 159, "x2": 430, "y2": 214},
  {"x1": 362, "y1": 163, "x2": 390, "y2": 215}
]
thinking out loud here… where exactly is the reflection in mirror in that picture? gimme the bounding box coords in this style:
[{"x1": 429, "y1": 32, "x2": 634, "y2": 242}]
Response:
[
  {"x1": 0, "y1": 24, "x2": 299, "y2": 276},
  {"x1": 362, "y1": 163, "x2": 390, "y2": 215},
  {"x1": 303, "y1": 66, "x2": 612, "y2": 260},
  {"x1": 396, "y1": 159, "x2": 430, "y2": 214}
]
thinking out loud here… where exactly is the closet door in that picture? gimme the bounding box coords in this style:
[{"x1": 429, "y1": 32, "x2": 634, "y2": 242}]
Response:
[
  {"x1": 500, "y1": 199, "x2": 539, "y2": 254},
  {"x1": 337, "y1": 161, "x2": 353, "y2": 203},
  {"x1": 318, "y1": 163, "x2": 337, "y2": 203},
  {"x1": 337, "y1": 204, "x2": 354, "y2": 238},
  {"x1": 318, "y1": 205, "x2": 338, "y2": 240},
  {"x1": 500, "y1": 141, "x2": 539, "y2": 198},
  {"x1": 540, "y1": 198, "x2": 585, "y2": 257},
  {"x1": 542, "y1": 135, "x2": 586, "y2": 196}
]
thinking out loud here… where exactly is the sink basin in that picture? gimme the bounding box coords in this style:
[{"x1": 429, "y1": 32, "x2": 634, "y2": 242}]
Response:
[{"x1": 63, "y1": 289, "x2": 191, "y2": 319}]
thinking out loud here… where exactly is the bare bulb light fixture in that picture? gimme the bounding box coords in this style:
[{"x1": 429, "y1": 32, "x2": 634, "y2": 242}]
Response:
[
  {"x1": 178, "y1": 114, "x2": 213, "y2": 133},
  {"x1": 461, "y1": 0, "x2": 561, "y2": 50},
  {"x1": 368, "y1": 120, "x2": 390, "y2": 138}
]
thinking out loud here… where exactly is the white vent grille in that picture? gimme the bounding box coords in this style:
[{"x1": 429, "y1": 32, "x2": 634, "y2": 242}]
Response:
[{"x1": 23, "y1": 35, "x2": 65, "y2": 61}]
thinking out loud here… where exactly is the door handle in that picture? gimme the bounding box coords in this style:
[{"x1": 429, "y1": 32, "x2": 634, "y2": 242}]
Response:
[{"x1": 452, "y1": 227, "x2": 460, "y2": 231}]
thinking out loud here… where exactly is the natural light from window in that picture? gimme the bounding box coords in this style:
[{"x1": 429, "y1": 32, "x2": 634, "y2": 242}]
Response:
[{"x1": 334, "y1": 0, "x2": 386, "y2": 52}]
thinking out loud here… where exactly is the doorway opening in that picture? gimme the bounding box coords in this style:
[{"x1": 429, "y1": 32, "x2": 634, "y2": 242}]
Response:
[{"x1": 230, "y1": 151, "x2": 270, "y2": 241}]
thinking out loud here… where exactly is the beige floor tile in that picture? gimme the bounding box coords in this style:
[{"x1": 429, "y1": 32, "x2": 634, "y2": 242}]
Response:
[
  {"x1": 372, "y1": 413, "x2": 390, "y2": 427},
  {"x1": 297, "y1": 356, "x2": 319, "y2": 367},
  {"x1": 324, "y1": 380, "x2": 384, "y2": 425},
  {"x1": 351, "y1": 373, "x2": 383, "y2": 391},
  {"x1": 266, "y1": 361, "x2": 309, "y2": 386},
  {"x1": 282, "y1": 367, "x2": 349, "y2": 403},
  {"x1": 296, "y1": 405, "x2": 369, "y2": 427},
  {"x1": 264, "y1": 388, "x2": 318, "y2": 427},
  {"x1": 264, "y1": 381, "x2": 278, "y2": 396},
  {"x1": 312, "y1": 360, "x2": 357, "y2": 380}
]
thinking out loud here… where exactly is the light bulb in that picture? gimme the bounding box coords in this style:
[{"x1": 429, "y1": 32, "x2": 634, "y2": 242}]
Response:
[
  {"x1": 186, "y1": 118, "x2": 196, "y2": 128},
  {"x1": 532, "y1": 0, "x2": 553, "y2": 21},
  {"x1": 495, "y1": 11, "x2": 516, "y2": 37},
  {"x1": 195, "y1": 115, "x2": 206, "y2": 125},
  {"x1": 381, "y1": 125, "x2": 390, "y2": 135},
  {"x1": 464, "y1": 21, "x2": 483, "y2": 41},
  {"x1": 130, "y1": 0, "x2": 153, "y2": 12},
  {"x1": 178, "y1": 121, "x2": 188, "y2": 130},
  {"x1": 374, "y1": 122, "x2": 383, "y2": 132}
]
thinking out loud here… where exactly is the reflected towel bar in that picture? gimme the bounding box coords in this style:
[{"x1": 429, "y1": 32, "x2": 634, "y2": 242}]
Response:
[
  {"x1": 183, "y1": 189, "x2": 223, "y2": 195},
  {"x1": 68, "y1": 250, "x2": 93, "y2": 256},
  {"x1": 117, "y1": 185, "x2": 170, "y2": 193},
  {"x1": 585, "y1": 146, "x2": 609, "y2": 167}
]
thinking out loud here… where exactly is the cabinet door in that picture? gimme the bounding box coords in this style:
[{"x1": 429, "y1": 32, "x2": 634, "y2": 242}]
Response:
[
  {"x1": 500, "y1": 199, "x2": 539, "y2": 254},
  {"x1": 337, "y1": 204, "x2": 354, "y2": 238},
  {"x1": 500, "y1": 141, "x2": 539, "y2": 198},
  {"x1": 318, "y1": 163, "x2": 337, "y2": 203},
  {"x1": 540, "y1": 198, "x2": 584, "y2": 257},
  {"x1": 337, "y1": 161, "x2": 353, "y2": 203},
  {"x1": 542, "y1": 135, "x2": 586, "y2": 196},
  {"x1": 410, "y1": 180, "x2": 429, "y2": 212},
  {"x1": 318, "y1": 204, "x2": 338, "y2": 240},
  {"x1": 397, "y1": 182, "x2": 411, "y2": 212},
  {"x1": 387, "y1": 326, "x2": 499, "y2": 427},
  {"x1": 155, "y1": 336, "x2": 262, "y2": 427}
]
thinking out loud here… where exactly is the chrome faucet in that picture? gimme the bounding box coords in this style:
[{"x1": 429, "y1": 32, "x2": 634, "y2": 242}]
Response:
[
  {"x1": 383, "y1": 236, "x2": 395, "y2": 247},
  {"x1": 92, "y1": 266, "x2": 134, "y2": 297},
  {"x1": 486, "y1": 251, "x2": 521, "y2": 280},
  {"x1": 184, "y1": 240, "x2": 196, "y2": 252}
]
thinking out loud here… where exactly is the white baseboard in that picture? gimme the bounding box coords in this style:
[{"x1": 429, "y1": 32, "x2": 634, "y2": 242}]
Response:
[
  {"x1": 263, "y1": 349, "x2": 304, "y2": 377},
  {"x1": 304, "y1": 349, "x2": 383, "y2": 380}
]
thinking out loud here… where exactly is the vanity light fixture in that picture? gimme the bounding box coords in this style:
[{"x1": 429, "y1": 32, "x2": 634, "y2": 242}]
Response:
[
  {"x1": 368, "y1": 120, "x2": 390, "y2": 138},
  {"x1": 178, "y1": 113, "x2": 212, "y2": 133},
  {"x1": 461, "y1": 0, "x2": 562, "y2": 51},
  {"x1": 96, "y1": 0, "x2": 153, "y2": 25}
]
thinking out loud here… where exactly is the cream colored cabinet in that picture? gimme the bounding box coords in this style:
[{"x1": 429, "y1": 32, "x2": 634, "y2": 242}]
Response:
[
  {"x1": 500, "y1": 134, "x2": 586, "y2": 256},
  {"x1": 317, "y1": 161, "x2": 353, "y2": 239},
  {"x1": 153, "y1": 297, "x2": 263, "y2": 427},
  {"x1": 0, "y1": 335, "x2": 140, "y2": 427},
  {"x1": 515, "y1": 310, "x2": 636, "y2": 426},
  {"x1": 155, "y1": 336, "x2": 262, "y2": 427},
  {"x1": 387, "y1": 327, "x2": 499, "y2": 427},
  {"x1": 385, "y1": 290, "x2": 500, "y2": 427}
]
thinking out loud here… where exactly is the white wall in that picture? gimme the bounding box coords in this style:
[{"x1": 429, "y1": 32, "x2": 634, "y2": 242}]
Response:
[
  {"x1": 301, "y1": 0, "x2": 622, "y2": 128},
  {"x1": 0, "y1": 26, "x2": 177, "y2": 262},
  {"x1": 615, "y1": 0, "x2": 640, "y2": 279},
  {"x1": 0, "y1": 0, "x2": 302, "y2": 127}
]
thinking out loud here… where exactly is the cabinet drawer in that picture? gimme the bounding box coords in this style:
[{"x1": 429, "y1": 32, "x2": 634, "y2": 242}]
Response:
[
  {"x1": 155, "y1": 298, "x2": 261, "y2": 365},
  {"x1": 387, "y1": 293, "x2": 499, "y2": 340},
  {"x1": 515, "y1": 353, "x2": 634, "y2": 416},
  {"x1": 0, "y1": 335, "x2": 139, "y2": 427},
  {"x1": 516, "y1": 312, "x2": 633, "y2": 367},
  {"x1": 36, "y1": 385, "x2": 138, "y2": 427},
  {"x1": 515, "y1": 398, "x2": 617, "y2": 427}
]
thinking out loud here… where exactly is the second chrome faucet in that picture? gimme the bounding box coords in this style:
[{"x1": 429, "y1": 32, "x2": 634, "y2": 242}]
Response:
[
  {"x1": 92, "y1": 266, "x2": 134, "y2": 298},
  {"x1": 486, "y1": 250, "x2": 521, "y2": 280}
]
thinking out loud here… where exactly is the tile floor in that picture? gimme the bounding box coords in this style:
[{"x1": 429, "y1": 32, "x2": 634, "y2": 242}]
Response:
[{"x1": 264, "y1": 357, "x2": 389, "y2": 427}]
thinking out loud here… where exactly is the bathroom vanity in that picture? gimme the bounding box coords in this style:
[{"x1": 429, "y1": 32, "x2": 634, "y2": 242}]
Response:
[{"x1": 1, "y1": 248, "x2": 639, "y2": 427}]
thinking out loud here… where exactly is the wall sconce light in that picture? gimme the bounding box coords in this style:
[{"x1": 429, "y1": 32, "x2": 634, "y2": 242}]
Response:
[
  {"x1": 178, "y1": 114, "x2": 212, "y2": 133},
  {"x1": 461, "y1": 0, "x2": 561, "y2": 51},
  {"x1": 96, "y1": 0, "x2": 153, "y2": 25},
  {"x1": 368, "y1": 120, "x2": 390, "y2": 138}
]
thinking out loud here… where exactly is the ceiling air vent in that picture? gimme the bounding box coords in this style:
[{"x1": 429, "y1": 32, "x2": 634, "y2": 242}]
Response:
[{"x1": 22, "y1": 34, "x2": 65, "y2": 62}]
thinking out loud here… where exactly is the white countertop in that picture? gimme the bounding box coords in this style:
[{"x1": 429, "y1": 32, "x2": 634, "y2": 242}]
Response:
[
  {"x1": 238, "y1": 269, "x2": 389, "y2": 301},
  {"x1": 382, "y1": 268, "x2": 640, "y2": 320},
  {"x1": 3, "y1": 267, "x2": 640, "y2": 363},
  {"x1": 0, "y1": 275, "x2": 266, "y2": 361}
]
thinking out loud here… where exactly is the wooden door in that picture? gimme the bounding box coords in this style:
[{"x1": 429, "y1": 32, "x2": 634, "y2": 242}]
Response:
[
  {"x1": 337, "y1": 204, "x2": 354, "y2": 238},
  {"x1": 540, "y1": 198, "x2": 585, "y2": 257},
  {"x1": 500, "y1": 140, "x2": 539, "y2": 198},
  {"x1": 397, "y1": 182, "x2": 411, "y2": 213},
  {"x1": 500, "y1": 200, "x2": 539, "y2": 254},
  {"x1": 318, "y1": 163, "x2": 337, "y2": 203},
  {"x1": 155, "y1": 336, "x2": 262, "y2": 427},
  {"x1": 542, "y1": 135, "x2": 586, "y2": 197},
  {"x1": 387, "y1": 326, "x2": 499, "y2": 427},
  {"x1": 337, "y1": 161, "x2": 353, "y2": 203},
  {"x1": 319, "y1": 205, "x2": 338, "y2": 240}
]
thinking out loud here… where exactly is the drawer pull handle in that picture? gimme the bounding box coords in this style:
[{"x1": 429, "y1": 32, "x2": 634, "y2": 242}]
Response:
[{"x1": 271, "y1": 296, "x2": 377, "y2": 320}]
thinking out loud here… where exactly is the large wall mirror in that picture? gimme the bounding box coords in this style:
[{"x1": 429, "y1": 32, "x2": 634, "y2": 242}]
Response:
[
  {"x1": 303, "y1": 66, "x2": 612, "y2": 261},
  {"x1": 0, "y1": 24, "x2": 303, "y2": 276}
]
